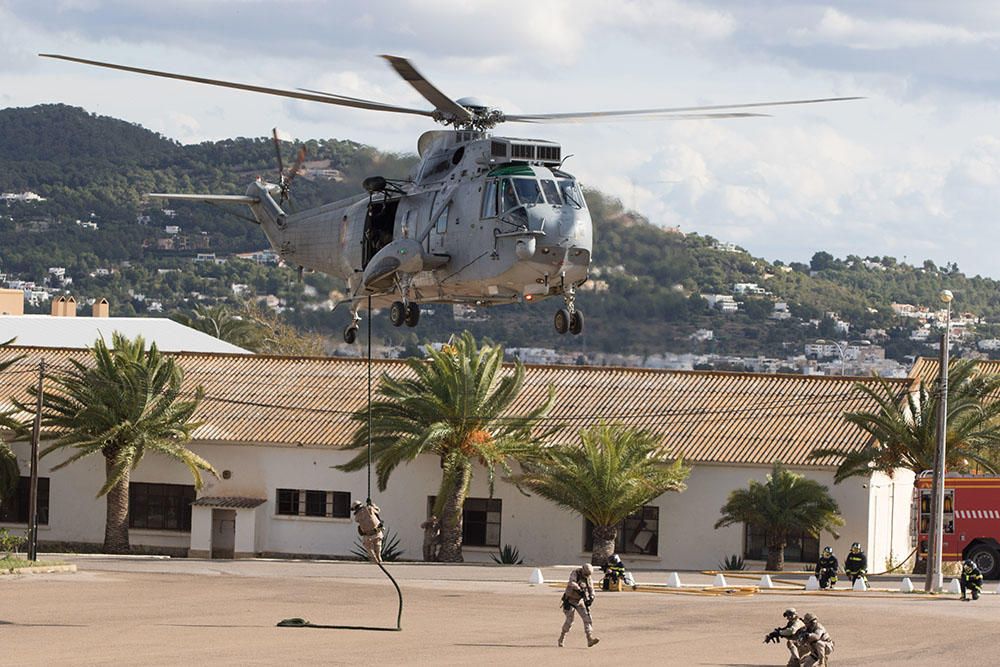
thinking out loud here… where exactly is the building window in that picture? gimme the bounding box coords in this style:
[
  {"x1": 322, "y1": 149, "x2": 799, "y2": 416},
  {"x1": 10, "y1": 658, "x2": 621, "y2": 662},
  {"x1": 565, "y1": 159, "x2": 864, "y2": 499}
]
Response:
[
  {"x1": 744, "y1": 525, "x2": 820, "y2": 563},
  {"x1": 584, "y1": 506, "x2": 659, "y2": 556},
  {"x1": 0, "y1": 477, "x2": 50, "y2": 525},
  {"x1": 276, "y1": 489, "x2": 351, "y2": 519},
  {"x1": 427, "y1": 496, "x2": 502, "y2": 548},
  {"x1": 129, "y1": 483, "x2": 195, "y2": 531}
]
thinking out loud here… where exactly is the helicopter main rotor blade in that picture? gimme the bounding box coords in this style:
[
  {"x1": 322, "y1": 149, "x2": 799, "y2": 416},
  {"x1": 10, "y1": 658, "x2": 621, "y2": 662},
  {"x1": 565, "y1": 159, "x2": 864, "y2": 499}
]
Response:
[
  {"x1": 380, "y1": 55, "x2": 473, "y2": 124},
  {"x1": 512, "y1": 112, "x2": 772, "y2": 123},
  {"x1": 39, "y1": 54, "x2": 436, "y2": 119},
  {"x1": 505, "y1": 96, "x2": 863, "y2": 123}
]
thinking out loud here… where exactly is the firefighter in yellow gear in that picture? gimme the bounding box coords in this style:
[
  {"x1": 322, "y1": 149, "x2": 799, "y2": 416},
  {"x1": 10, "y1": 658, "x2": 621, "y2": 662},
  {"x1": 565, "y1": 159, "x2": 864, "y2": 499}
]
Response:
[
  {"x1": 960, "y1": 559, "x2": 983, "y2": 601},
  {"x1": 815, "y1": 546, "x2": 838, "y2": 589},
  {"x1": 843, "y1": 542, "x2": 867, "y2": 587}
]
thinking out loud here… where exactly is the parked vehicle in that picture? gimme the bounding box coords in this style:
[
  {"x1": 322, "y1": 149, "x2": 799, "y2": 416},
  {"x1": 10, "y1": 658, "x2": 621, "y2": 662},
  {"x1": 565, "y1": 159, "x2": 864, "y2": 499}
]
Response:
[{"x1": 915, "y1": 473, "x2": 1000, "y2": 579}]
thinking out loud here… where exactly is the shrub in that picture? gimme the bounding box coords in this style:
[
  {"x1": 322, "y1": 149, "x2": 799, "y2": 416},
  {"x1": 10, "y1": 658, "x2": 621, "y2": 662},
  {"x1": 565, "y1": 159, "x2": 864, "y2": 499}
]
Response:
[
  {"x1": 0, "y1": 527, "x2": 26, "y2": 557},
  {"x1": 719, "y1": 553, "x2": 746, "y2": 571},
  {"x1": 350, "y1": 526, "x2": 404, "y2": 562},
  {"x1": 490, "y1": 544, "x2": 524, "y2": 565}
]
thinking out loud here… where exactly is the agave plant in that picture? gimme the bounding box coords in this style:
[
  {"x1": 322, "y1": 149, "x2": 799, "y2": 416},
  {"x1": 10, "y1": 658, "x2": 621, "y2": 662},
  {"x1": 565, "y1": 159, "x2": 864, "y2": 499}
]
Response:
[
  {"x1": 350, "y1": 526, "x2": 405, "y2": 562},
  {"x1": 490, "y1": 544, "x2": 524, "y2": 565},
  {"x1": 719, "y1": 553, "x2": 746, "y2": 571}
]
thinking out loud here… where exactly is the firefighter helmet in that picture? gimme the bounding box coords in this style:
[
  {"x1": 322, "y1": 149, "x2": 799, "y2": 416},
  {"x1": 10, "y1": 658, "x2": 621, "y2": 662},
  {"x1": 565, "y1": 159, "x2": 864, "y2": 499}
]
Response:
[
  {"x1": 610, "y1": 554, "x2": 622, "y2": 566},
  {"x1": 963, "y1": 559, "x2": 976, "y2": 572},
  {"x1": 823, "y1": 546, "x2": 833, "y2": 556},
  {"x1": 851, "y1": 542, "x2": 861, "y2": 553}
]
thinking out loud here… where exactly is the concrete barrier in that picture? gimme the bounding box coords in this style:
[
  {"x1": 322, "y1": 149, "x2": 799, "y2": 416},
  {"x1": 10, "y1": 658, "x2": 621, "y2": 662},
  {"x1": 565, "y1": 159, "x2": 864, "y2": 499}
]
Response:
[
  {"x1": 713, "y1": 573, "x2": 727, "y2": 587},
  {"x1": 900, "y1": 577, "x2": 914, "y2": 593},
  {"x1": 759, "y1": 574, "x2": 774, "y2": 589},
  {"x1": 666, "y1": 572, "x2": 683, "y2": 587},
  {"x1": 805, "y1": 575, "x2": 820, "y2": 591},
  {"x1": 852, "y1": 577, "x2": 868, "y2": 591},
  {"x1": 529, "y1": 568, "x2": 544, "y2": 585}
]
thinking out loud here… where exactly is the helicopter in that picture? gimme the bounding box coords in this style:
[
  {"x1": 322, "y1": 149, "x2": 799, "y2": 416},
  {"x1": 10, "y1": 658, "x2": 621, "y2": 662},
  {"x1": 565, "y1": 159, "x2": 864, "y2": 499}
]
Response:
[{"x1": 40, "y1": 53, "x2": 860, "y2": 343}]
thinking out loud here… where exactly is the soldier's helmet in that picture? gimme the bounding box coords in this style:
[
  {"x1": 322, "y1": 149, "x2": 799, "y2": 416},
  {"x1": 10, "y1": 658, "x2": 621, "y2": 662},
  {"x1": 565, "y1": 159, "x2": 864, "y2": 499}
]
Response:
[
  {"x1": 351, "y1": 500, "x2": 363, "y2": 513},
  {"x1": 581, "y1": 563, "x2": 595, "y2": 576},
  {"x1": 803, "y1": 613, "x2": 818, "y2": 624},
  {"x1": 851, "y1": 542, "x2": 861, "y2": 553},
  {"x1": 823, "y1": 546, "x2": 833, "y2": 556},
  {"x1": 782, "y1": 608, "x2": 798, "y2": 619}
]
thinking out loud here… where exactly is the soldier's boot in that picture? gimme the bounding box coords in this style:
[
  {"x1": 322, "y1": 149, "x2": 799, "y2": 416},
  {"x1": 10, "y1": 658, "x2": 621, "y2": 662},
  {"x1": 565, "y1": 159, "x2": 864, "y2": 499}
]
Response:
[
  {"x1": 587, "y1": 635, "x2": 600, "y2": 647},
  {"x1": 558, "y1": 631, "x2": 566, "y2": 647}
]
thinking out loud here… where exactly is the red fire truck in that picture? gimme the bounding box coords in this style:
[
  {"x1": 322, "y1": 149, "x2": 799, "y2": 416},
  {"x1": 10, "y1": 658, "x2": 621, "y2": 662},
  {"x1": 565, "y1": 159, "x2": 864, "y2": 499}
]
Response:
[{"x1": 915, "y1": 473, "x2": 1000, "y2": 579}]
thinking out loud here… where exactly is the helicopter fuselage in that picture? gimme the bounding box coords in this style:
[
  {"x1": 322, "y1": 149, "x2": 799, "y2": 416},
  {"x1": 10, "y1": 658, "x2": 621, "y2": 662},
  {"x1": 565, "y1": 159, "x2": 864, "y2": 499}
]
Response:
[{"x1": 249, "y1": 130, "x2": 593, "y2": 313}]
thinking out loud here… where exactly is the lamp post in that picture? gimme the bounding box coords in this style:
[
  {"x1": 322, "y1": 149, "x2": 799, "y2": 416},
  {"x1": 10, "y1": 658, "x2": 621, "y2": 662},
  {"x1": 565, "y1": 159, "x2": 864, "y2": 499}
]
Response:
[{"x1": 925, "y1": 289, "x2": 953, "y2": 592}]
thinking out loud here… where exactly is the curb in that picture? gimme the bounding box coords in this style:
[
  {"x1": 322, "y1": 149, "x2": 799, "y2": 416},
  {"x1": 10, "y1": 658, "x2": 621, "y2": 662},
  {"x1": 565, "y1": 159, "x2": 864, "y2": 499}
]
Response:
[{"x1": 2, "y1": 564, "x2": 77, "y2": 575}]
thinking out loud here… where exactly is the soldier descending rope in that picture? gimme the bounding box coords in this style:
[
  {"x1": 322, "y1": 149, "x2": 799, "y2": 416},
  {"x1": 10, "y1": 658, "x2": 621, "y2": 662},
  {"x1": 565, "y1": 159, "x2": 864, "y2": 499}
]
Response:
[{"x1": 352, "y1": 500, "x2": 384, "y2": 563}]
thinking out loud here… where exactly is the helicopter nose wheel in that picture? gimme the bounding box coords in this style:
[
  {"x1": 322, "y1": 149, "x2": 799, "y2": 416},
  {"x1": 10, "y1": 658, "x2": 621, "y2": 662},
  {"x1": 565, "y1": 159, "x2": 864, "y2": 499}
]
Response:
[
  {"x1": 389, "y1": 301, "x2": 406, "y2": 327},
  {"x1": 554, "y1": 308, "x2": 570, "y2": 334},
  {"x1": 343, "y1": 324, "x2": 358, "y2": 344},
  {"x1": 405, "y1": 302, "x2": 420, "y2": 327}
]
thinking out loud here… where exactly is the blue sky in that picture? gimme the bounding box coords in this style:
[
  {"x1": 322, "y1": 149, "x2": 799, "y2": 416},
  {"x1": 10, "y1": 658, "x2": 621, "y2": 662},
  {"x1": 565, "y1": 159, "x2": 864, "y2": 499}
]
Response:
[{"x1": 4, "y1": 1, "x2": 1000, "y2": 278}]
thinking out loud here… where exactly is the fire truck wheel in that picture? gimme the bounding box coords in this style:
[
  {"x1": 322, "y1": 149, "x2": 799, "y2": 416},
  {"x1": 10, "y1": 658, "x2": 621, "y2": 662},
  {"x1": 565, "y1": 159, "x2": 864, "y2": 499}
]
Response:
[{"x1": 967, "y1": 544, "x2": 1000, "y2": 579}]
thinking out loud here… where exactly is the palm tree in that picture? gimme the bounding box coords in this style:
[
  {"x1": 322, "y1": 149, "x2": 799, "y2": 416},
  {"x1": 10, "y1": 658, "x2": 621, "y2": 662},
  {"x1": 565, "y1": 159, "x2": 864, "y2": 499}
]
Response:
[
  {"x1": 337, "y1": 331, "x2": 555, "y2": 562},
  {"x1": 0, "y1": 338, "x2": 24, "y2": 501},
  {"x1": 511, "y1": 422, "x2": 689, "y2": 566},
  {"x1": 812, "y1": 359, "x2": 1000, "y2": 481},
  {"x1": 22, "y1": 333, "x2": 216, "y2": 553},
  {"x1": 714, "y1": 463, "x2": 844, "y2": 571},
  {"x1": 172, "y1": 303, "x2": 260, "y2": 349}
]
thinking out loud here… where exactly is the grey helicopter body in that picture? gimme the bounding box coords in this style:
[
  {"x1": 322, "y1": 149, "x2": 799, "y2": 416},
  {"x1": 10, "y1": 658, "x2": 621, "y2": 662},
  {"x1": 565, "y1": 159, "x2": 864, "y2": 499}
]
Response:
[{"x1": 40, "y1": 53, "x2": 860, "y2": 342}]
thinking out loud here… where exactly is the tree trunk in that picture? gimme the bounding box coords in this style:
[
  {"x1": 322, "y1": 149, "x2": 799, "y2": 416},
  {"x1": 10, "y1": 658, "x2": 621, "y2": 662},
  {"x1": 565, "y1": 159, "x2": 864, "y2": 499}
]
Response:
[
  {"x1": 591, "y1": 524, "x2": 618, "y2": 567},
  {"x1": 766, "y1": 540, "x2": 786, "y2": 571},
  {"x1": 103, "y1": 460, "x2": 130, "y2": 554},
  {"x1": 436, "y1": 461, "x2": 471, "y2": 563}
]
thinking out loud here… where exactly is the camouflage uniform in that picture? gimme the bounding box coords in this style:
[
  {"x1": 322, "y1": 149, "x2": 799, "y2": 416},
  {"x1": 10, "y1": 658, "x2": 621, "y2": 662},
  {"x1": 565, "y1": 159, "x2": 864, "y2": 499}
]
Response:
[
  {"x1": 420, "y1": 515, "x2": 440, "y2": 562},
  {"x1": 559, "y1": 564, "x2": 600, "y2": 648},
  {"x1": 778, "y1": 612, "x2": 806, "y2": 667},
  {"x1": 799, "y1": 614, "x2": 834, "y2": 667},
  {"x1": 352, "y1": 501, "x2": 383, "y2": 563}
]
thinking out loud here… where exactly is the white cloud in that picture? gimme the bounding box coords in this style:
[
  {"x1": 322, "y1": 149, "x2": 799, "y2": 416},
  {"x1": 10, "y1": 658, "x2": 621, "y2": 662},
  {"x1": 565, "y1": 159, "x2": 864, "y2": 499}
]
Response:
[{"x1": 792, "y1": 8, "x2": 998, "y2": 50}]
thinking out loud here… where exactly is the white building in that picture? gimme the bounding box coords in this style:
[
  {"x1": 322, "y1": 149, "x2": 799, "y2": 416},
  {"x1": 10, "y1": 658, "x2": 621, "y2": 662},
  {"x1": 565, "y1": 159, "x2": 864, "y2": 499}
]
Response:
[{"x1": 0, "y1": 346, "x2": 915, "y2": 570}]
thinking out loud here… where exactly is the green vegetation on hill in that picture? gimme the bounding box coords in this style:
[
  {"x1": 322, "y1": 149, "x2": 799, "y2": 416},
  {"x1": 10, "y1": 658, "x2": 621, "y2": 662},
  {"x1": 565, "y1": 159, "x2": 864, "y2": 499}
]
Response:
[{"x1": 1, "y1": 104, "x2": 998, "y2": 360}]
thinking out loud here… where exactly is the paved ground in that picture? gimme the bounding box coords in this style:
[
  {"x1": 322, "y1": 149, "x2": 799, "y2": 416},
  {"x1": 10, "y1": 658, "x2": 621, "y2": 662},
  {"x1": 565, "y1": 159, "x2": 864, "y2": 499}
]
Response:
[{"x1": 2, "y1": 557, "x2": 996, "y2": 665}]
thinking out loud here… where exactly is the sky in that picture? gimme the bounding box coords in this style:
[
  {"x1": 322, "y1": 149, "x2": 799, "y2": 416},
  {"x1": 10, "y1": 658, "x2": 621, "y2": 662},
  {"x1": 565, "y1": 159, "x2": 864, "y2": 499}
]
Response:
[{"x1": 3, "y1": 1, "x2": 1000, "y2": 277}]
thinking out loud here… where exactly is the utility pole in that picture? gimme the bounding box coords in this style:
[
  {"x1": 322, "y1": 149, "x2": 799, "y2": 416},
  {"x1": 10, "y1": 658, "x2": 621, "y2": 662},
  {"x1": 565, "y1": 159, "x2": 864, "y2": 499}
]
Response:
[
  {"x1": 925, "y1": 290, "x2": 952, "y2": 592},
  {"x1": 27, "y1": 359, "x2": 44, "y2": 562}
]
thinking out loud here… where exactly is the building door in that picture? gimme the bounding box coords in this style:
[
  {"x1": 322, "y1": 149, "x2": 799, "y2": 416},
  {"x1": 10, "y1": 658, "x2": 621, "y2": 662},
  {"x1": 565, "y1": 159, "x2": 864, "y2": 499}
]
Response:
[{"x1": 211, "y1": 509, "x2": 236, "y2": 559}]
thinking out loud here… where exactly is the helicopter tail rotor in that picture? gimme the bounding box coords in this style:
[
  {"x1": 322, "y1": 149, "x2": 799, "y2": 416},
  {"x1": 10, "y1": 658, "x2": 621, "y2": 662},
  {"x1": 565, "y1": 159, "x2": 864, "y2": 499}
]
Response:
[{"x1": 271, "y1": 128, "x2": 307, "y2": 206}]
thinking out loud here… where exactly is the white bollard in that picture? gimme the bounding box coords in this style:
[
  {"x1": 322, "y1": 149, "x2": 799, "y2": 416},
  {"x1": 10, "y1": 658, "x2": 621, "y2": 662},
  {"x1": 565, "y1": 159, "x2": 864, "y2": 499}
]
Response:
[
  {"x1": 948, "y1": 578, "x2": 962, "y2": 594},
  {"x1": 805, "y1": 575, "x2": 820, "y2": 591},
  {"x1": 900, "y1": 577, "x2": 914, "y2": 593},
  {"x1": 529, "y1": 568, "x2": 544, "y2": 585},
  {"x1": 759, "y1": 574, "x2": 775, "y2": 589},
  {"x1": 996, "y1": 581, "x2": 1000, "y2": 595},
  {"x1": 666, "y1": 571, "x2": 683, "y2": 588},
  {"x1": 713, "y1": 573, "x2": 727, "y2": 587},
  {"x1": 852, "y1": 577, "x2": 868, "y2": 591}
]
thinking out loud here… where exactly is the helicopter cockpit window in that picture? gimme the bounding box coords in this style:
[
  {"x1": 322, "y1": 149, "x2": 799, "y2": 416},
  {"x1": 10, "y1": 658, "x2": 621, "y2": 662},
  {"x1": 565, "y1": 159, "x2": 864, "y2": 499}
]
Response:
[
  {"x1": 435, "y1": 204, "x2": 450, "y2": 234},
  {"x1": 482, "y1": 181, "x2": 498, "y2": 218},
  {"x1": 512, "y1": 177, "x2": 545, "y2": 206},
  {"x1": 558, "y1": 180, "x2": 584, "y2": 209},
  {"x1": 540, "y1": 179, "x2": 563, "y2": 206},
  {"x1": 500, "y1": 179, "x2": 519, "y2": 212}
]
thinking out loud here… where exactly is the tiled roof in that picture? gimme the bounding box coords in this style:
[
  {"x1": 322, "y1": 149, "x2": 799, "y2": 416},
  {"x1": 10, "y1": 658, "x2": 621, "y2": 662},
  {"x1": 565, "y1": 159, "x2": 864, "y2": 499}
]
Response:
[
  {"x1": 190, "y1": 496, "x2": 267, "y2": 509},
  {"x1": 0, "y1": 346, "x2": 912, "y2": 467},
  {"x1": 909, "y1": 356, "x2": 1000, "y2": 384}
]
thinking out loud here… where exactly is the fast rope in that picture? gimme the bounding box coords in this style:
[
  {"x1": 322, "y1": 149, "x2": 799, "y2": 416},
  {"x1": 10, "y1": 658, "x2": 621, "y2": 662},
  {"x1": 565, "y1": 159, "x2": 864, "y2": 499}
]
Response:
[{"x1": 279, "y1": 296, "x2": 403, "y2": 631}]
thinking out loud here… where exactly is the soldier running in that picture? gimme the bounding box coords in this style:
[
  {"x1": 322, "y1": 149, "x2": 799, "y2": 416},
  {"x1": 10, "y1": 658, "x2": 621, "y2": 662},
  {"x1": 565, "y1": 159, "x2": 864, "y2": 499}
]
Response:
[
  {"x1": 844, "y1": 542, "x2": 867, "y2": 587},
  {"x1": 960, "y1": 559, "x2": 983, "y2": 601},
  {"x1": 815, "y1": 546, "x2": 839, "y2": 589},
  {"x1": 799, "y1": 612, "x2": 834, "y2": 667},
  {"x1": 763, "y1": 607, "x2": 806, "y2": 667},
  {"x1": 559, "y1": 563, "x2": 600, "y2": 648},
  {"x1": 351, "y1": 500, "x2": 384, "y2": 563}
]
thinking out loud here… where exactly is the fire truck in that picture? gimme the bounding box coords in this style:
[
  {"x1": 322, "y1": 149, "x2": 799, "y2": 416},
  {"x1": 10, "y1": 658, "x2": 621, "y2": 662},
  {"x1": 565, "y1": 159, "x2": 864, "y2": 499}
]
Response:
[{"x1": 914, "y1": 473, "x2": 1000, "y2": 579}]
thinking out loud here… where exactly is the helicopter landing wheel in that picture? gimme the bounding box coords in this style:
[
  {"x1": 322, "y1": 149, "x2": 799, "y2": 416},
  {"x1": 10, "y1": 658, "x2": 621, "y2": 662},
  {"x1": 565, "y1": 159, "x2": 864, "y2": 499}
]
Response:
[
  {"x1": 569, "y1": 310, "x2": 584, "y2": 335},
  {"x1": 404, "y1": 302, "x2": 420, "y2": 327},
  {"x1": 343, "y1": 324, "x2": 358, "y2": 344},
  {"x1": 554, "y1": 308, "x2": 570, "y2": 335},
  {"x1": 389, "y1": 301, "x2": 406, "y2": 327}
]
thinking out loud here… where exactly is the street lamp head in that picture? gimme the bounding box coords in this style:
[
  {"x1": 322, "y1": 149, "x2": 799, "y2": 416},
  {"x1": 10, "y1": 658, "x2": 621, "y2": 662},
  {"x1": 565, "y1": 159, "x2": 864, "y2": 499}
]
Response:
[{"x1": 940, "y1": 289, "x2": 954, "y2": 303}]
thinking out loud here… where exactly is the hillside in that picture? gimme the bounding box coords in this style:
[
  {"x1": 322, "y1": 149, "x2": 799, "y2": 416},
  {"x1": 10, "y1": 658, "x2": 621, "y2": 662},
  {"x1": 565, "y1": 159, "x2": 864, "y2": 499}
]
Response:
[{"x1": 1, "y1": 104, "x2": 997, "y2": 362}]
